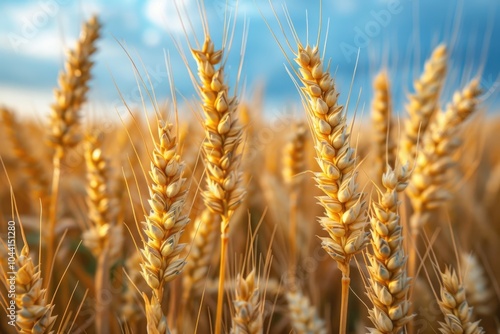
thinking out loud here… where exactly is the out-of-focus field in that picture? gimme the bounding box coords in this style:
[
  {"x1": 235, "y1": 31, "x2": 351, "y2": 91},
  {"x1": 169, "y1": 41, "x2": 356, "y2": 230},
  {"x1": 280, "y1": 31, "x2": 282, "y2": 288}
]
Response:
[{"x1": 1, "y1": 10, "x2": 499, "y2": 334}]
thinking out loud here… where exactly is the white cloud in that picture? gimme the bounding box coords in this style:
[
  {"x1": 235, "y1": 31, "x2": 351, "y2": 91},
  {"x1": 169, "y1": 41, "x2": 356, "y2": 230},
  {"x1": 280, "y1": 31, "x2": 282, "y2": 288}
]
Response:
[
  {"x1": 333, "y1": 1, "x2": 359, "y2": 14},
  {"x1": 143, "y1": 28, "x2": 162, "y2": 46},
  {"x1": 0, "y1": 84, "x2": 53, "y2": 119},
  {"x1": 6, "y1": 28, "x2": 75, "y2": 60},
  {"x1": 144, "y1": 0, "x2": 194, "y2": 33}
]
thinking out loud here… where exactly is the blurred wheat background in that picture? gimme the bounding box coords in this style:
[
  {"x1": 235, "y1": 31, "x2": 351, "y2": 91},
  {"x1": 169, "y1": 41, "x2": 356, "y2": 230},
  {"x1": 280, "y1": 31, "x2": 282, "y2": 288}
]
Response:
[{"x1": 1, "y1": 1, "x2": 499, "y2": 333}]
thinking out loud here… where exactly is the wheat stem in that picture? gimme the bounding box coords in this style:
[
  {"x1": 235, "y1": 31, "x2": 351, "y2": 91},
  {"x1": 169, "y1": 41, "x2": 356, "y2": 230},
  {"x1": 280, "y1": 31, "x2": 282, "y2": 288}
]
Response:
[
  {"x1": 216, "y1": 217, "x2": 230, "y2": 334},
  {"x1": 340, "y1": 274, "x2": 350, "y2": 334}
]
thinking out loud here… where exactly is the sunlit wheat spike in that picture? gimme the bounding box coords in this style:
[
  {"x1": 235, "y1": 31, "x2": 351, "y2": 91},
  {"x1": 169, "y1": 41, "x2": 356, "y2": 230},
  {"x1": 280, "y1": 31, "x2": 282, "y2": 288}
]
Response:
[
  {"x1": 140, "y1": 119, "x2": 190, "y2": 331},
  {"x1": 407, "y1": 79, "x2": 482, "y2": 229},
  {"x1": 367, "y1": 163, "x2": 414, "y2": 333},
  {"x1": 82, "y1": 135, "x2": 122, "y2": 260},
  {"x1": 191, "y1": 35, "x2": 246, "y2": 334},
  {"x1": 120, "y1": 251, "x2": 144, "y2": 328},
  {"x1": 191, "y1": 37, "x2": 246, "y2": 224},
  {"x1": 371, "y1": 71, "x2": 395, "y2": 175},
  {"x1": 0, "y1": 107, "x2": 50, "y2": 207},
  {"x1": 16, "y1": 245, "x2": 57, "y2": 334},
  {"x1": 282, "y1": 120, "x2": 308, "y2": 187},
  {"x1": 437, "y1": 266, "x2": 485, "y2": 334},
  {"x1": 47, "y1": 15, "x2": 101, "y2": 160},
  {"x1": 182, "y1": 208, "x2": 220, "y2": 301},
  {"x1": 230, "y1": 270, "x2": 263, "y2": 334},
  {"x1": 461, "y1": 252, "x2": 494, "y2": 316},
  {"x1": 400, "y1": 44, "x2": 447, "y2": 164},
  {"x1": 143, "y1": 293, "x2": 169, "y2": 334},
  {"x1": 294, "y1": 43, "x2": 368, "y2": 275},
  {"x1": 286, "y1": 289, "x2": 327, "y2": 334}
]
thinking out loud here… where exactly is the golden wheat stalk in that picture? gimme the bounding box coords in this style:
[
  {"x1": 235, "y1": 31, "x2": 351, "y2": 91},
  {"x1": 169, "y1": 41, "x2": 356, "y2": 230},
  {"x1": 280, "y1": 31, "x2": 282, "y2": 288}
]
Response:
[
  {"x1": 182, "y1": 208, "x2": 219, "y2": 302},
  {"x1": 82, "y1": 135, "x2": 122, "y2": 334},
  {"x1": 286, "y1": 289, "x2": 327, "y2": 334},
  {"x1": 282, "y1": 120, "x2": 307, "y2": 268},
  {"x1": 83, "y1": 135, "x2": 121, "y2": 259},
  {"x1": 461, "y1": 252, "x2": 494, "y2": 316},
  {"x1": 143, "y1": 293, "x2": 169, "y2": 334},
  {"x1": 47, "y1": 15, "x2": 101, "y2": 159},
  {"x1": 367, "y1": 164, "x2": 413, "y2": 333},
  {"x1": 437, "y1": 266, "x2": 484, "y2": 334},
  {"x1": 400, "y1": 44, "x2": 447, "y2": 164},
  {"x1": 120, "y1": 251, "x2": 144, "y2": 331},
  {"x1": 191, "y1": 36, "x2": 245, "y2": 334},
  {"x1": 16, "y1": 245, "x2": 57, "y2": 334},
  {"x1": 407, "y1": 79, "x2": 482, "y2": 231},
  {"x1": 0, "y1": 107, "x2": 50, "y2": 209},
  {"x1": 371, "y1": 71, "x2": 395, "y2": 176},
  {"x1": 230, "y1": 270, "x2": 263, "y2": 334},
  {"x1": 293, "y1": 43, "x2": 368, "y2": 334},
  {"x1": 140, "y1": 119, "x2": 190, "y2": 332},
  {"x1": 45, "y1": 15, "x2": 101, "y2": 291}
]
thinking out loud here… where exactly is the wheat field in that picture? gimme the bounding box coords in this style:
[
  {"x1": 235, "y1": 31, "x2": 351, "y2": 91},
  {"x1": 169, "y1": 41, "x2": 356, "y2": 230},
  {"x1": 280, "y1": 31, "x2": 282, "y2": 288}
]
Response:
[{"x1": 1, "y1": 3, "x2": 499, "y2": 334}]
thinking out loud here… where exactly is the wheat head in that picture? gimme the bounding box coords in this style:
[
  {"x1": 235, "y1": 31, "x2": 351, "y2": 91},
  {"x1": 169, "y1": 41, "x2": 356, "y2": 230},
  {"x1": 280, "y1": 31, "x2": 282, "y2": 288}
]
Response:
[
  {"x1": 294, "y1": 43, "x2": 368, "y2": 275},
  {"x1": 371, "y1": 72, "x2": 395, "y2": 175},
  {"x1": 437, "y1": 266, "x2": 484, "y2": 334},
  {"x1": 182, "y1": 208, "x2": 219, "y2": 301},
  {"x1": 47, "y1": 15, "x2": 101, "y2": 160},
  {"x1": 191, "y1": 37, "x2": 246, "y2": 229},
  {"x1": 16, "y1": 245, "x2": 57, "y2": 334},
  {"x1": 82, "y1": 135, "x2": 122, "y2": 260},
  {"x1": 140, "y1": 119, "x2": 190, "y2": 332},
  {"x1": 230, "y1": 270, "x2": 263, "y2": 334},
  {"x1": 400, "y1": 44, "x2": 448, "y2": 164},
  {"x1": 367, "y1": 164, "x2": 413, "y2": 333},
  {"x1": 286, "y1": 289, "x2": 327, "y2": 334},
  {"x1": 407, "y1": 79, "x2": 482, "y2": 229}
]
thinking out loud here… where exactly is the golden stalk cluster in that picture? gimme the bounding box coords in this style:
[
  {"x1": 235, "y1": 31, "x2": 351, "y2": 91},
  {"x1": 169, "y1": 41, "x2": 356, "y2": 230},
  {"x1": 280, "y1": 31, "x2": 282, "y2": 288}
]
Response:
[{"x1": 1, "y1": 8, "x2": 499, "y2": 334}]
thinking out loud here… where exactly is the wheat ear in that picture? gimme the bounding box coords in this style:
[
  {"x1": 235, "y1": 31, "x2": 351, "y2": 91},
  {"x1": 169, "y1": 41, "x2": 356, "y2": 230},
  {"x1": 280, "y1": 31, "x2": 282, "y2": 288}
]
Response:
[
  {"x1": 82, "y1": 135, "x2": 122, "y2": 334},
  {"x1": 407, "y1": 79, "x2": 482, "y2": 230},
  {"x1": 461, "y1": 252, "x2": 494, "y2": 316},
  {"x1": 282, "y1": 120, "x2": 307, "y2": 268},
  {"x1": 45, "y1": 15, "x2": 101, "y2": 291},
  {"x1": 83, "y1": 135, "x2": 122, "y2": 259},
  {"x1": 191, "y1": 37, "x2": 245, "y2": 334},
  {"x1": 371, "y1": 72, "x2": 395, "y2": 176},
  {"x1": 406, "y1": 79, "x2": 482, "y2": 315},
  {"x1": 47, "y1": 15, "x2": 100, "y2": 159},
  {"x1": 400, "y1": 44, "x2": 448, "y2": 163},
  {"x1": 140, "y1": 119, "x2": 190, "y2": 333},
  {"x1": 182, "y1": 208, "x2": 219, "y2": 301},
  {"x1": 230, "y1": 270, "x2": 263, "y2": 334},
  {"x1": 1, "y1": 107, "x2": 50, "y2": 208},
  {"x1": 294, "y1": 43, "x2": 368, "y2": 334},
  {"x1": 286, "y1": 289, "x2": 327, "y2": 334},
  {"x1": 437, "y1": 266, "x2": 484, "y2": 334},
  {"x1": 367, "y1": 163, "x2": 413, "y2": 334},
  {"x1": 16, "y1": 245, "x2": 57, "y2": 334},
  {"x1": 120, "y1": 251, "x2": 144, "y2": 331},
  {"x1": 143, "y1": 293, "x2": 169, "y2": 334}
]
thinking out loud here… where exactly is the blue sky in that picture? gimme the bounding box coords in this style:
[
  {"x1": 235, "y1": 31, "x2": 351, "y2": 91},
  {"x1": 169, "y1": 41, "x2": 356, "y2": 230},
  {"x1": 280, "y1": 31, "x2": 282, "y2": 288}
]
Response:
[{"x1": 0, "y1": 0, "x2": 499, "y2": 123}]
